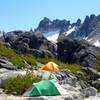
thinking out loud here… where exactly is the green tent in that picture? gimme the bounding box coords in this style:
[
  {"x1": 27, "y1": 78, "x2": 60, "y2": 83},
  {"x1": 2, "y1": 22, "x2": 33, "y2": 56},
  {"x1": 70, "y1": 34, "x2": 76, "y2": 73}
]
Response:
[{"x1": 30, "y1": 79, "x2": 60, "y2": 96}]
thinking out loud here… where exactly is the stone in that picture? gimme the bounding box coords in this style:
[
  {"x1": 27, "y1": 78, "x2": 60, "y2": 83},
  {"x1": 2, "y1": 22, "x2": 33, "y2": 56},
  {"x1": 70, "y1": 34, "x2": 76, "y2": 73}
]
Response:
[
  {"x1": 2, "y1": 30, "x2": 56, "y2": 58},
  {"x1": 57, "y1": 37, "x2": 100, "y2": 67},
  {"x1": 82, "y1": 68, "x2": 100, "y2": 80},
  {"x1": 82, "y1": 87, "x2": 97, "y2": 97},
  {"x1": 0, "y1": 70, "x2": 26, "y2": 88},
  {"x1": 0, "y1": 58, "x2": 17, "y2": 70}
]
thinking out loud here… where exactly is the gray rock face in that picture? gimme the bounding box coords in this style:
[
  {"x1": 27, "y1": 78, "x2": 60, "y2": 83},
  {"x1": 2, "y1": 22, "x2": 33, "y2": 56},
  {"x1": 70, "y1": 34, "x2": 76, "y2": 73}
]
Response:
[
  {"x1": 1, "y1": 15, "x2": 100, "y2": 67},
  {"x1": 35, "y1": 14, "x2": 100, "y2": 47},
  {"x1": 0, "y1": 58, "x2": 17, "y2": 70},
  {"x1": 35, "y1": 17, "x2": 81, "y2": 42},
  {"x1": 0, "y1": 58, "x2": 26, "y2": 88},
  {"x1": 3, "y1": 30, "x2": 57, "y2": 58},
  {"x1": 57, "y1": 37, "x2": 100, "y2": 67},
  {"x1": 0, "y1": 69, "x2": 26, "y2": 88},
  {"x1": 35, "y1": 17, "x2": 72, "y2": 34},
  {"x1": 2, "y1": 29, "x2": 100, "y2": 67},
  {"x1": 66, "y1": 14, "x2": 100, "y2": 47},
  {"x1": 82, "y1": 68, "x2": 100, "y2": 80},
  {"x1": 82, "y1": 87, "x2": 97, "y2": 97}
]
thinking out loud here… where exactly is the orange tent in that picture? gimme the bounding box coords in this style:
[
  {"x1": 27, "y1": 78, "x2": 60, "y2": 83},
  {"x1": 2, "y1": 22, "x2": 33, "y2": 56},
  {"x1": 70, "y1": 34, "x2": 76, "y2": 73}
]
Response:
[{"x1": 40, "y1": 62, "x2": 59, "y2": 71}]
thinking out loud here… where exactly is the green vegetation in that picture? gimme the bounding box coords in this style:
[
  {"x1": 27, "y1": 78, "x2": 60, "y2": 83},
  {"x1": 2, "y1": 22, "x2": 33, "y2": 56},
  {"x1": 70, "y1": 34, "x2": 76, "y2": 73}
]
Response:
[
  {"x1": 92, "y1": 55, "x2": 100, "y2": 72},
  {"x1": 0, "y1": 42, "x2": 83, "y2": 74},
  {"x1": 57, "y1": 34, "x2": 67, "y2": 42},
  {"x1": 91, "y1": 55, "x2": 100, "y2": 92},
  {"x1": 62, "y1": 64, "x2": 82, "y2": 75},
  {"x1": 0, "y1": 42, "x2": 26, "y2": 68},
  {"x1": 4, "y1": 73, "x2": 42, "y2": 95},
  {"x1": 2, "y1": 41, "x2": 100, "y2": 93},
  {"x1": 93, "y1": 80, "x2": 100, "y2": 92},
  {"x1": 0, "y1": 42, "x2": 88, "y2": 80},
  {"x1": 37, "y1": 57, "x2": 83, "y2": 76}
]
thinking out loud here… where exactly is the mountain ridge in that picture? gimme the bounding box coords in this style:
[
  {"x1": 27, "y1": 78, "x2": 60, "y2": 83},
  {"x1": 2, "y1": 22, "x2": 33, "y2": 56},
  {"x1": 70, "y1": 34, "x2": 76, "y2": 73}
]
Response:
[
  {"x1": 0, "y1": 14, "x2": 100, "y2": 67},
  {"x1": 35, "y1": 14, "x2": 100, "y2": 47}
]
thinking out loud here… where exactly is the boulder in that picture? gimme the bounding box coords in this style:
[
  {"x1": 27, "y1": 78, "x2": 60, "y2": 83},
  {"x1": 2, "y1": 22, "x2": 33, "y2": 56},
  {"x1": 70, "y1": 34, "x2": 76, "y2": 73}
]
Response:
[
  {"x1": 57, "y1": 37, "x2": 100, "y2": 67},
  {"x1": 0, "y1": 68, "x2": 8, "y2": 74},
  {"x1": 0, "y1": 58, "x2": 17, "y2": 70},
  {"x1": 82, "y1": 87, "x2": 97, "y2": 97},
  {"x1": 0, "y1": 70, "x2": 26, "y2": 88},
  {"x1": 82, "y1": 68, "x2": 100, "y2": 80},
  {"x1": 61, "y1": 83, "x2": 84, "y2": 100},
  {"x1": 3, "y1": 30, "x2": 56, "y2": 58}
]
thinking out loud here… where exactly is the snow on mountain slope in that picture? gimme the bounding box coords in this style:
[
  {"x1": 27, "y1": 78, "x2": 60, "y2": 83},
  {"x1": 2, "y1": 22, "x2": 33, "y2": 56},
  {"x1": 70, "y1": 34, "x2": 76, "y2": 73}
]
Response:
[
  {"x1": 43, "y1": 30, "x2": 60, "y2": 42},
  {"x1": 93, "y1": 40, "x2": 100, "y2": 47},
  {"x1": 35, "y1": 15, "x2": 100, "y2": 47},
  {"x1": 83, "y1": 37, "x2": 100, "y2": 47},
  {"x1": 64, "y1": 27, "x2": 76, "y2": 36}
]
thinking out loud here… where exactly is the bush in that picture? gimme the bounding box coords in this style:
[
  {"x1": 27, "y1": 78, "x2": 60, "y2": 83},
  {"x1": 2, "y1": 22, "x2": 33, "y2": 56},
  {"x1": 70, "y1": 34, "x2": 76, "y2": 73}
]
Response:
[
  {"x1": 0, "y1": 42, "x2": 26, "y2": 68},
  {"x1": 93, "y1": 80, "x2": 100, "y2": 92},
  {"x1": 92, "y1": 66, "x2": 100, "y2": 72},
  {"x1": 62, "y1": 63, "x2": 82, "y2": 75},
  {"x1": 92, "y1": 55, "x2": 100, "y2": 72},
  {"x1": 4, "y1": 73, "x2": 42, "y2": 95},
  {"x1": 36, "y1": 57, "x2": 60, "y2": 64},
  {"x1": 23, "y1": 55, "x2": 37, "y2": 67}
]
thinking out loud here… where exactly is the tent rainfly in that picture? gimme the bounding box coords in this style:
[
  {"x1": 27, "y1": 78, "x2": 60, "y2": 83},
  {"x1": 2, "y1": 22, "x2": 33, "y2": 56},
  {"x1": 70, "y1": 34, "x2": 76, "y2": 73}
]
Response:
[{"x1": 23, "y1": 79, "x2": 67, "y2": 97}]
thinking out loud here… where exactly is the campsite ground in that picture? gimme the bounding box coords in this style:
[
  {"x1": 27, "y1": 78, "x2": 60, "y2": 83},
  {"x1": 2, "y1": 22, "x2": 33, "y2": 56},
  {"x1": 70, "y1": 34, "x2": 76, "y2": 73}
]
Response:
[
  {"x1": 0, "y1": 88, "x2": 100, "y2": 100},
  {"x1": 0, "y1": 95, "x2": 100, "y2": 100}
]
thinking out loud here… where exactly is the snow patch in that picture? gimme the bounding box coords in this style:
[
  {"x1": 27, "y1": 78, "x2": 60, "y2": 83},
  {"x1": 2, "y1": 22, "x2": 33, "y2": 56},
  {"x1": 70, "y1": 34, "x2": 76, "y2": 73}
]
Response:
[
  {"x1": 83, "y1": 36, "x2": 100, "y2": 47},
  {"x1": 44, "y1": 30, "x2": 60, "y2": 42},
  {"x1": 86, "y1": 38, "x2": 100, "y2": 47},
  {"x1": 83, "y1": 37, "x2": 88, "y2": 40},
  {"x1": 87, "y1": 38, "x2": 93, "y2": 42},
  {"x1": 68, "y1": 25, "x2": 71, "y2": 29},
  {"x1": 93, "y1": 40, "x2": 100, "y2": 47},
  {"x1": 65, "y1": 27, "x2": 76, "y2": 36}
]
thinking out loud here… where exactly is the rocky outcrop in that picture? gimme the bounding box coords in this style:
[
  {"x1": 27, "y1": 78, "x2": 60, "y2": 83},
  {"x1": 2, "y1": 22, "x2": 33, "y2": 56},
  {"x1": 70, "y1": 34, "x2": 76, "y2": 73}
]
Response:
[
  {"x1": 35, "y1": 14, "x2": 100, "y2": 47},
  {"x1": 2, "y1": 30, "x2": 57, "y2": 58},
  {"x1": 57, "y1": 37, "x2": 100, "y2": 67},
  {"x1": 67, "y1": 14, "x2": 100, "y2": 47},
  {"x1": 35, "y1": 17, "x2": 72, "y2": 33},
  {"x1": 35, "y1": 17, "x2": 81, "y2": 42},
  {"x1": 82, "y1": 87, "x2": 97, "y2": 97},
  {"x1": 0, "y1": 58, "x2": 17, "y2": 70},
  {"x1": 82, "y1": 68, "x2": 100, "y2": 80},
  {"x1": 0, "y1": 58, "x2": 26, "y2": 88},
  {"x1": 0, "y1": 58, "x2": 98, "y2": 99},
  {"x1": 1, "y1": 29, "x2": 100, "y2": 67},
  {"x1": 0, "y1": 69, "x2": 26, "y2": 88},
  {"x1": 1, "y1": 14, "x2": 100, "y2": 66}
]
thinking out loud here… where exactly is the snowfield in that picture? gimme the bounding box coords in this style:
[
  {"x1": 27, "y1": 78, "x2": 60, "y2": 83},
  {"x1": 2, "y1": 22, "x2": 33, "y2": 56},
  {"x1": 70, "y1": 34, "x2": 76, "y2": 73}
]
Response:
[{"x1": 44, "y1": 30, "x2": 60, "y2": 42}]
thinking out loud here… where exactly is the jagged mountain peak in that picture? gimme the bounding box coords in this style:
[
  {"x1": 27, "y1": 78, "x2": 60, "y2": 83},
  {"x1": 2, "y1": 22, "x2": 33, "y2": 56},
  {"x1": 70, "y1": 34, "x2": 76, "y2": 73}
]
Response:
[
  {"x1": 35, "y1": 14, "x2": 100, "y2": 47},
  {"x1": 35, "y1": 17, "x2": 81, "y2": 42},
  {"x1": 36, "y1": 17, "x2": 71, "y2": 32},
  {"x1": 69, "y1": 14, "x2": 100, "y2": 47}
]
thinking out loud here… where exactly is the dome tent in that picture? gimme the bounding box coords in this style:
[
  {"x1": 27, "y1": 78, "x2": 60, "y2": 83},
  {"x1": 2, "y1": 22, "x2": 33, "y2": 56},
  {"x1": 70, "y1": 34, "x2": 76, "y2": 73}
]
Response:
[
  {"x1": 30, "y1": 79, "x2": 60, "y2": 96},
  {"x1": 40, "y1": 62, "x2": 59, "y2": 71},
  {"x1": 23, "y1": 79, "x2": 67, "y2": 97}
]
